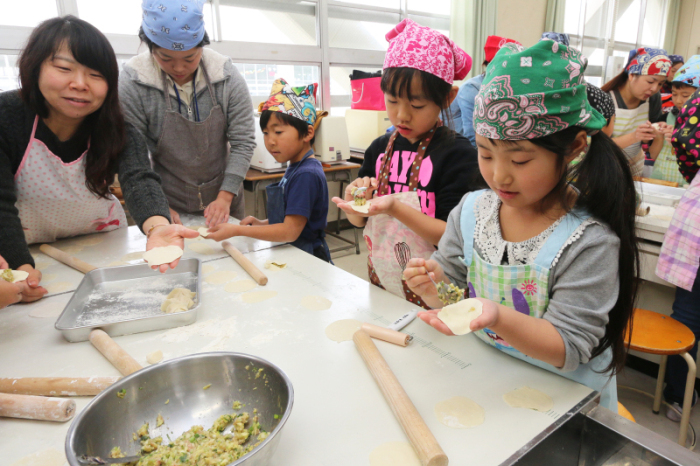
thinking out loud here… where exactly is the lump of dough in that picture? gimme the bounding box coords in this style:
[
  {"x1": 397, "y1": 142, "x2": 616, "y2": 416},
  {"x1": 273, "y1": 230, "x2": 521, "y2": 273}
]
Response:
[
  {"x1": 147, "y1": 350, "x2": 163, "y2": 364},
  {"x1": 198, "y1": 227, "x2": 210, "y2": 237},
  {"x1": 0, "y1": 269, "x2": 29, "y2": 283},
  {"x1": 161, "y1": 288, "x2": 196, "y2": 314},
  {"x1": 437, "y1": 298, "x2": 482, "y2": 335},
  {"x1": 503, "y1": 386, "x2": 553, "y2": 412},
  {"x1": 434, "y1": 396, "x2": 485, "y2": 428},
  {"x1": 351, "y1": 201, "x2": 371, "y2": 214},
  {"x1": 143, "y1": 246, "x2": 184, "y2": 267}
]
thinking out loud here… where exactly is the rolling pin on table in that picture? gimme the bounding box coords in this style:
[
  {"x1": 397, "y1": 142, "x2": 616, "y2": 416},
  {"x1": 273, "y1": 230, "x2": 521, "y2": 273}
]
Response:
[{"x1": 0, "y1": 377, "x2": 120, "y2": 396}]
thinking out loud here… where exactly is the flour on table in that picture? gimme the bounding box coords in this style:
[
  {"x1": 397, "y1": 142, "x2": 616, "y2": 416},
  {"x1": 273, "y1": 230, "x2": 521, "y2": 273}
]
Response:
[
  {"x1": 70, "y1": 235, "x2": 105, "y2": 247},
  {"x1": 300, "y1": 295, "x2": 332, "y2": 311},
  {"x1": 369, "y1": 442, "x2": 420, "y2": 466},
  {"x1": 33, "y1": 261, "x2": 51, "y2": 271},
  {"x1": 107, "y1": 261, "x2": 129, "y2": 267},
  {"x1": 147, "y1": 350, "x2": 163, "y2": 364},
  {"x1": 204, "y1": 270, "x2": 238, "y2": 285},
  {"x1": 58, "y1": 244, "x2": 83, "y2": 255},
  {"x1": 503, "y1": 387, "x2": 553, "y2": 412},
  {"x1": 242, "y1": 290, "x2": 277, "y2": 303},
  {"x1": 325, "y1": 319, "x2": 362, "y2": 342},
  {"x1": 121, "y1": 251, "x2": 146, "y2": 263},
  {"x1": 10, "y1": 449, "x2": 65, "y2": 466},
  {"x1": 28, "y1": 301, "x2": 64, "y2": 319},
  {"x1": 45, "y1": 282, "x2": 72, "y2": 294},
  {"x1": 143, "y1": 246, "x2": 184, "y2": 267},
  {"x1": 39, "y1": 273, "x2": 57, "y2": 282},
  {"x1": 188, "y1": 242, "x2": 219, "y2": 255},
  {"x1": 161, "y1": 317, "x2": 238, "y2": 343},
  {"x1": 434, "y1": 396, "x2": 485, "y2": 428},
  {"x1": 437, "y1": 299, "x2": 483, "y2": 335},
  {"x1": 224, "y1": 279, "x2": 257, "y2": 293},
  {"x1": 161, "y1": 288, "x2": 196, "y2": 313}
]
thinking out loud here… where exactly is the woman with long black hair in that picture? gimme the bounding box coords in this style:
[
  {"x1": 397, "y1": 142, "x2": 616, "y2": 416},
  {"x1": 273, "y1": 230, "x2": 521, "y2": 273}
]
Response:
[{"x1": 0, "y1": 16, "x2": 197, "y2": 302}]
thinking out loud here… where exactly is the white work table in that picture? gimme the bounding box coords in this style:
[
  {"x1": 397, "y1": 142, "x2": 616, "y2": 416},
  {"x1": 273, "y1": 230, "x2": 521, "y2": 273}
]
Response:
[{"x1": 1, "y1": 235, "x2": 597, "y2": 465}]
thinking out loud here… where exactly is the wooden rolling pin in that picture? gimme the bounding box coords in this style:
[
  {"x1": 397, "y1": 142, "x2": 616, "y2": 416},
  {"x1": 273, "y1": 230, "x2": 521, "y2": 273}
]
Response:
[
  {"x1": 39, "y1": 244, "x2": 97, "y2": 274},
  {"x1": 354, "y1": 330, "x2": 448, "y2": 466},
  {"x1": 0, "y1": 393, "x2": 75, "y2": 422},
  {"x1": 222, "y1": 241, "x2": 268, "y2": 285},
  {"x1": 89, "y1": 329, "x2": 142, "y2": 376},
  {"x1": 361, "y1": 323, "x2": 412, "y2": 347},
  {"x1": 0, "y1": 377, "x2": 121, "y2": 396},
  {"x1": 633, "y1": 176, "x2": 680, "y2": 188}
]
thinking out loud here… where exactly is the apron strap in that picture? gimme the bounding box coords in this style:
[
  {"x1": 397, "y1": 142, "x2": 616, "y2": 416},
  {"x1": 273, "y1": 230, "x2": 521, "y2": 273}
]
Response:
[
  {"x1": 199, "y1": 63, "x2": 219, "y2": 107},
  {"x1": 160, "y1": 70, "x2": 174, "y2": 112},
  {"x1": 459, "y1": 189, "x2": 487, "y2": 265},
  {"x1": 533, "y1": 209, "x2": 590, "y2": 268}
]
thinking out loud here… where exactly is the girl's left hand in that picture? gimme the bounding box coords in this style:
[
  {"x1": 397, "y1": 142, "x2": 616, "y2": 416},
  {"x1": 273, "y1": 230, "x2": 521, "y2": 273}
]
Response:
[
  {"x1": 332, "y1": 195, "x2": 396, "y2": 218},
  {"x1": 417, "y1": 298, "x2": 500, "y2": 336},
  {"x1": 205, "y1": 194, "x2": 233, "y2": 227},
  {"x1": 657, "y1": 122, "x2": 674, "y2": 143},
  {"x1": 146, "y1": 225, "x2": 199, "y2": 273}
]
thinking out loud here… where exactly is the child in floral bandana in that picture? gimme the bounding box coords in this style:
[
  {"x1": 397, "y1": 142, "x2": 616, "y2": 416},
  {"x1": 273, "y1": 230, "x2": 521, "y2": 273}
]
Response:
[
  {"x1": 333, "y1": 19, "x2": 480, "y2": 306},
  {"x1": 208, "y1": 79, "x2": 331, "y2": 262},
  {"x1": 404, "y1": 40, "x2": 640, "y2": 412}
]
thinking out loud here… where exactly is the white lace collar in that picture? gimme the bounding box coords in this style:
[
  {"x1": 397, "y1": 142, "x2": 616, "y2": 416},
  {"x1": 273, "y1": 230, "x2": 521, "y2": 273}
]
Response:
[{"x1": 474, "y1": 191, "x2": 594, "y2": 266}]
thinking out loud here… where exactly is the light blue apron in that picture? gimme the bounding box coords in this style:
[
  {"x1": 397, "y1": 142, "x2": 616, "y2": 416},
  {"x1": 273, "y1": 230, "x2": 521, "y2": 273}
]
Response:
[
  {"x1": 460, "y1": 190, "x2": 617, "y2": 411},
  {"x1": 266, "y1": 150, "x2": 331, "y2": 262}
]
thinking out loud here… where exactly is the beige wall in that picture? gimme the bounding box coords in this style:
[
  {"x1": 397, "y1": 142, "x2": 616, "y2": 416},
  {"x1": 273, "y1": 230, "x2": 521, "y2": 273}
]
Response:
[
  {"x1": 496, "y1": 0, "x2": 548, "y2": 47},
  {"x1": 674, "y1": 0, "x2": 700, "y2": 58}
]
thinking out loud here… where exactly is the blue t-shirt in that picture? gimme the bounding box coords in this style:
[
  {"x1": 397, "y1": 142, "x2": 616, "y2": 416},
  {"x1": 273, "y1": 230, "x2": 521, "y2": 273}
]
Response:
[{"x1": 283, "y1": 156, "x2": 329, "y2": 249}]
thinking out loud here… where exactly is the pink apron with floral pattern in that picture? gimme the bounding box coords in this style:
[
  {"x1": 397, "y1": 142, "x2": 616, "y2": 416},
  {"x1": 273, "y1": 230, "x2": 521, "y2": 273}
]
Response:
[
  {"x1": 14, "y1": 116, "x2": 126, "y2": 244},
  {"x1": 364, "y1": 126, "x2": 439, "y2": 308}
]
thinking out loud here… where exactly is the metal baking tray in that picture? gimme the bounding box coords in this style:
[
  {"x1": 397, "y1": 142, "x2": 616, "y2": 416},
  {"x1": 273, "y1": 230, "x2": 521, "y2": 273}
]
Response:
[{"x1": 55, "y1": 259, "x2": 201, "y2": 342}]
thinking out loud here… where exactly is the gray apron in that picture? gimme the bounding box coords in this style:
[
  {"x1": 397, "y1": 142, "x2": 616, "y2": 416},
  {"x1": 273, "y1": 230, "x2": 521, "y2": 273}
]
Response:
[{"x1": 152, "y1": 65, "x2": 244, "y2": 219}]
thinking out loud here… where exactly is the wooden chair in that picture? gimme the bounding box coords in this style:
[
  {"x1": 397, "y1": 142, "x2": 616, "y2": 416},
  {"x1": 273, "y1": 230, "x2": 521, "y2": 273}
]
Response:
[{"x1": 626, "y1": 308, "x2": 696, "y2": 446}]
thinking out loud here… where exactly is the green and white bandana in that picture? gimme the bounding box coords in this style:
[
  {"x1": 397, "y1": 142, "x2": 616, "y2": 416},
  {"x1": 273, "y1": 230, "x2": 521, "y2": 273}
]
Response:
[{"x1": 474, "y1": 40, "x2": 606, "y2": 140}]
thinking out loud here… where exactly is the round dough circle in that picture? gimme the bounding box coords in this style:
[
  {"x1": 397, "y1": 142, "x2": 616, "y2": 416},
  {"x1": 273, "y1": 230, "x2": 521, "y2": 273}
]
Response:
[
  {"x1": 59, "y1": 245, "x2": 83, "y2": 255},
  {"x1": 437, "y1": 298, "x2": 483, "y2": 335},
  {"x1": 39, "y1": 273, "x2": 57, "y2": 282},
  {"x1": 503, "y1": 387, "x2": 553, "y2": 412},
  {"x1": 434, "y1": 396, "x2": 485, "y2": 428},
  {"x1": 224, "y1": 279, "x2": 257, "y2": 293},
  {"x1": 204, "y1": 270, "x2": 238, "y2": 285},
  {"x1": 325, "y1": 319, "x2": 362, "y2": 342},
  {"x1": 107, "y1": 261, "x2": 129, "y2": 267},
  {"x1": 1, "y1": 269, "x2": 29, "y2": 283},
  {"x1": 10, "y1": 449, "x2": 65, "y2": 466},
  {"x1": 242, "y1": 290, "x2": 278, "y2": 303},
  {"x1": 33, "y1": 261, "x2": 51, "y2": 271},
  {"x1": 351, "y1": 201, "x2": 371, "y2": 214},
  {"x1": 201, "y1": 264, "x2": 216, "y2": 274},
  {"x1": 45, "y1": 282, "x2": 72, "y2": 294},
  {"x1": 147, "y1": 350, "x2": 163, "y2": 364},
  {"x1": 71, "y1": 235, "x2": 105, "y2": 247},
  {"x1": 198, "y1": 227, "x2": 210, "y2": 237},
  {"x1": 188, "y1": 242, "x2": 218, "y2": 255},
  {"x1": 369, "y1": 442, "x2": 421, "y2": 466},
  {"x1": 121, "y1": 251, "x2": 145, "y2": 263},
  {"x1": 143, "y1": 246, "x2": 184, "y2": 267},
  {"x1": 300, "y1": 295, "x2": 332, "y2": 311}
]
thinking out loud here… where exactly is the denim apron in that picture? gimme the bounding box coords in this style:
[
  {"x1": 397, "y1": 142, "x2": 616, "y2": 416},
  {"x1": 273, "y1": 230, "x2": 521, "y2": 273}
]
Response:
[
  {"x1": 460, "y1": 190, "x2": 617, "y2": 411},
  {"x1": 266, "y1": 150, "x2": 331, "y2": 261}
]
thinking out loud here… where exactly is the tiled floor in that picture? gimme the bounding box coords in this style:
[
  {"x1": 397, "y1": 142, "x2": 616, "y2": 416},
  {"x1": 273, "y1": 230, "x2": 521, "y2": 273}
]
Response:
[{"x1": 327, "y1": 227, "x2": 700, "y2": 456}]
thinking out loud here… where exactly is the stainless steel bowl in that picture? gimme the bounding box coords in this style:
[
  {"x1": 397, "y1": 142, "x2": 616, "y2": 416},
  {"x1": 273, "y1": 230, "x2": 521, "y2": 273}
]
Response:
[{"x1": 65, "y1": 352, "x2": 293, "y2": 465}]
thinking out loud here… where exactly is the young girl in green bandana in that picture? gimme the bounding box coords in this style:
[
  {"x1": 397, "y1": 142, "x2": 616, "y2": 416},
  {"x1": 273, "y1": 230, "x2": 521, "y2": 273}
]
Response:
[{"x1": 404, "y1": 40, "x2": 639, "y2": 412}]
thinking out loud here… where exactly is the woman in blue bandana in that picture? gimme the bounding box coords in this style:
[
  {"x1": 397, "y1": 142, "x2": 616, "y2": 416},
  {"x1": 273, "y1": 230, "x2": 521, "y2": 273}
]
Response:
[{"x1": 119, "y1": 0, "x2": 255, "y2": 227}]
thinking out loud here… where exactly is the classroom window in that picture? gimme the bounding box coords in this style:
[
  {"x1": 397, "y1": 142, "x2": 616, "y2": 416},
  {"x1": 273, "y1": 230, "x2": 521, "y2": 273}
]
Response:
[
  {"x1": 217, "y1": 1, "x2": 316, "y2": 46},
  {"x1": 235, "y1": 63, "x2": 320, "y2": 107},
  {"x1": 1, "y1": 1, "x2": 58, "y2": 28},
  {"x1": 0, "y1": 55, "x2": 19, "y2": 92}
]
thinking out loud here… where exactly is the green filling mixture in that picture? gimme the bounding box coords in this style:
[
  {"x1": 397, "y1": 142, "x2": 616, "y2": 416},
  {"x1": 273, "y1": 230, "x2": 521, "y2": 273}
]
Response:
[
  {"x1": 110, "y1": 407, "x2": 269, "y2": 466},
  {"x1": 436, "y1": 282, "x2": 464, "y2": 306},
  {"x1": 1, "y1": 269, "x2": 14, "y2": 282}
]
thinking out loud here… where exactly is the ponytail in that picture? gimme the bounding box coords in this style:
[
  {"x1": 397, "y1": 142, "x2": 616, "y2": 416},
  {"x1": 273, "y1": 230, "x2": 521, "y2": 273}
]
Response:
[
  {"x1": 525, "y1": 127, "x2": 639, "y2": 375},
  {"x1": 570, "y1": 130, "x2": 639, "y2": 374}
]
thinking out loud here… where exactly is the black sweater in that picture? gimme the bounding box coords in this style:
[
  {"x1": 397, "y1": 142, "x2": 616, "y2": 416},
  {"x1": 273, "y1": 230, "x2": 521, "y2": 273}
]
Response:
[
  {"x1": 0, "y1": 90, "x2": 171, "y2": 269},
  {"x1": 358, "y1": 127, "x2": 481, "y2": 222}
]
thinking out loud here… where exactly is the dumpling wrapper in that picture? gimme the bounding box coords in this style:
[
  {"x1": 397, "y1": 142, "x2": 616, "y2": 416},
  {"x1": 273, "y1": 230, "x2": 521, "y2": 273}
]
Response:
[
  {"x1": 437, "y1": 298, "x2": 483, "y2": 335},
  {"x1": 351, "y1": 200, "x2": 371, "y2": 214},
  {"x1": 0, "y1": 269, "x2": 29, "y2": 283},
  {"x1": 161, "y1": 288, "x2": 196, "y2": 313},
  {"x1": 143, "y1": 245, "x2": 184, "y2": 267},
  {"x1": 198, "y1": 227, "x2": 210, "y2": 237}
]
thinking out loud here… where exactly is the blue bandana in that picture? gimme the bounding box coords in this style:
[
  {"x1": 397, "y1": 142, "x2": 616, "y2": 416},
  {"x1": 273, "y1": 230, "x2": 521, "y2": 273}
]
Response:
[
  {"x1": 673, "y1": 55, "x2": 700, "y2": 88},
  {"x1": 540, "y1": 32, "x2": 570, "y2": 46},
  {"x1": 142, "y1": 0, "x2": 206, "y2": 51}
]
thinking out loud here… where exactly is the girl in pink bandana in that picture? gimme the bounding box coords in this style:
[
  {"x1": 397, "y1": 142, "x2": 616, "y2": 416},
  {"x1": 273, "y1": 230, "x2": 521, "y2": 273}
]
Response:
[{"x1": 333, "y1": 20, "x2": 481, "y2": 306}]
